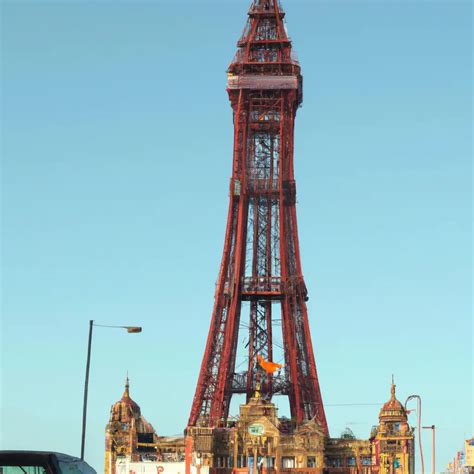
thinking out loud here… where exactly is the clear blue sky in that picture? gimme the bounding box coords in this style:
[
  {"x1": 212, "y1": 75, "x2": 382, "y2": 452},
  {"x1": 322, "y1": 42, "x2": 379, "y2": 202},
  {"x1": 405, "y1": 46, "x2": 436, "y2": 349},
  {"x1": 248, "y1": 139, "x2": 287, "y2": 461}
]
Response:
[{"x1": 1, "y1": 0, "x2": 471, "y2": 472}]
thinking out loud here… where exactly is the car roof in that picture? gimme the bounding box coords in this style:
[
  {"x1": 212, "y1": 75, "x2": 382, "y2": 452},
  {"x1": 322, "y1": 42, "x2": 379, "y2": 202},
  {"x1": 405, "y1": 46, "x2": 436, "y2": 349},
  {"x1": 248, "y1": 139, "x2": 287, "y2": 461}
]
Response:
[
  {"x1": 1, "y1": 451, "x2": 80, "y2": 459},
  {"x1": 0, "y1": 451, "x2": 96, "y2": 473}
]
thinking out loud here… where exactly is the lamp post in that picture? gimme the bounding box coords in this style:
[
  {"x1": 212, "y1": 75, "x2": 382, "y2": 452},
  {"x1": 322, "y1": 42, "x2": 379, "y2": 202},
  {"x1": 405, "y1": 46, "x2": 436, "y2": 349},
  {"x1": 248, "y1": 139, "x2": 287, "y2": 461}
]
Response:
[
  {"x1": 80, "y1": 320, "x2": 142, "y2": 460},
  {"x1": 422, "y1": 425, "x2": 436, "y2": 474},
  {"x1": 405, "y1": 395, "x2": 424, "y2": 474}
]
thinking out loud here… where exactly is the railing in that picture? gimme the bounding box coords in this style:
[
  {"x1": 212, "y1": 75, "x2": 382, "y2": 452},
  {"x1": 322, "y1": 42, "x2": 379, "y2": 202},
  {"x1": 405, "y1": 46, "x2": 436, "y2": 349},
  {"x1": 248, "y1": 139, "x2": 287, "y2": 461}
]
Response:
[
  {"x1": 210, "y1": 469, "x2": 234, "y2": 474},
  {"x1": 324, "y1": 468, "x2": 376, "y2": 474},
  {"x1": 211, "y1": 469, "x2": 322, "y2": 474},
  {"x1": 210, "y1": 468, "x2": 376, "y2": 474},
  {"x1": 249, "y1": 0, "x2": 284, "y2": 14},
  {"x1": 229, "y1": 371, "x2": 289, "y2": 395},
  {"x1": 242, "y1": 276, "x2": 282, "y2": 293},
  {"x1": 282, "y1": 470, "x2": 322, "y2": 474},
  {"x1": 227, "y1": 74, "x2": 298, "y2": 90},
  {"x1": 247, "y1": 178, "x2": 280, "y2": 193}
]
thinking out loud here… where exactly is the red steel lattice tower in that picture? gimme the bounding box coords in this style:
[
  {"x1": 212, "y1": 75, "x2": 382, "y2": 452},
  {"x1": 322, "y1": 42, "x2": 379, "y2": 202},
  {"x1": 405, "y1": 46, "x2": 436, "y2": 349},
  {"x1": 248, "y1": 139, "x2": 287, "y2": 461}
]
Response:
[{"x1": 188, "y1": 0, "x2": 328, "y2": 434}]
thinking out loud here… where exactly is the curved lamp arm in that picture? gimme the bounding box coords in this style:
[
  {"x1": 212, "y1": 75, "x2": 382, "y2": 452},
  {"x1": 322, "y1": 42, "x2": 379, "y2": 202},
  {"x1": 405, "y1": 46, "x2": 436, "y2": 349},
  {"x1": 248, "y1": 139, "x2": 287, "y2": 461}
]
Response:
[
  {"x1": 81, "y1": 320, "x2": 143, "y2": 460},
  {"x1": 405, "y1": 394, "x2": 425, "y2": 474}
]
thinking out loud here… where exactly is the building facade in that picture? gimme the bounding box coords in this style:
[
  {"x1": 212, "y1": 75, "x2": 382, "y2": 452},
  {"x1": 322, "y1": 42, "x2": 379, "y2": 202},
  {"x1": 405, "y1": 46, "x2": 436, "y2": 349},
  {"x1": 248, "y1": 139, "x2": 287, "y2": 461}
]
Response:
[
  {"x1": 446, "y1": 439, "x2": 474, "y2": 474},
  {"x1": 104, "y1": 378, "x2": 185, "y2": 474},
  {"x1": 106, "y1": 381, "x2": 414, "y2": 474},
  {"x1": 465, "y1": 438, "x2": 474, "y2": 472}
]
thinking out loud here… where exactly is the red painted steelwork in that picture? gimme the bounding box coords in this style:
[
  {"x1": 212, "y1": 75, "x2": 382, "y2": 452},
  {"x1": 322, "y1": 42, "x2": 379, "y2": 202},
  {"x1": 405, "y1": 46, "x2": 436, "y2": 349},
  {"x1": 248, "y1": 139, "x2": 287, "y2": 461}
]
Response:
[{"x1": 188, "y1": 0, "x2": 328, "y2": 435}]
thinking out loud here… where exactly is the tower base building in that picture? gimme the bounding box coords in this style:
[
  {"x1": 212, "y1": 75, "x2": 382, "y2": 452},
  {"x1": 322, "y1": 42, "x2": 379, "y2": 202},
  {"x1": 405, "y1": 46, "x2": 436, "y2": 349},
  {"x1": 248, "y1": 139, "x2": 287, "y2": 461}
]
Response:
[
  {"x1": 104, "y1": 381, "x2": 414, "y2": 474},
  {"x1": 185, "y1": 382, "x2": 413, "y2": 474}
]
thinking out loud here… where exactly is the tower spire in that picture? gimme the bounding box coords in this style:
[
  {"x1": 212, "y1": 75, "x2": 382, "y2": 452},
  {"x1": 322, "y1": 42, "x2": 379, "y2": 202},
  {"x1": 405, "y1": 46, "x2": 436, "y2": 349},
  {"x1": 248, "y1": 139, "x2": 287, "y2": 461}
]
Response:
[
  {"x1": 123, "y1": 372, "x2": 130, "y2": 399},
  {"x1": 391, "y1": 374, "x2": 396, "y2": 400}
]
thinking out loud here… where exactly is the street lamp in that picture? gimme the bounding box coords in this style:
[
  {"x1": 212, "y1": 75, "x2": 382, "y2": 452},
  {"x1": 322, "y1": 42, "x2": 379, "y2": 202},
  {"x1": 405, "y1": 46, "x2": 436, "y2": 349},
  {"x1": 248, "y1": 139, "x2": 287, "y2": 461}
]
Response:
[
  {"x1": 80, "y1": 320, "x2": 142, "y2": 460},
  {"x1": 422, "y1": 425, "x2": 436, "y2": 474},
  {"x1": 405, "y1": 395, "x2": 425, "y2": 474}
]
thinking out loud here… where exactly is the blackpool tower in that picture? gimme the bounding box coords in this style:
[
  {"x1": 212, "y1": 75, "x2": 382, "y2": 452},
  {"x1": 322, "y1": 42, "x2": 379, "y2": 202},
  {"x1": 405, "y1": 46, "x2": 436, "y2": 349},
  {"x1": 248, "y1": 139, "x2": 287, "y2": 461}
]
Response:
[{"x1": 188, "y1": 0, "x2": 328, "y2": 435}]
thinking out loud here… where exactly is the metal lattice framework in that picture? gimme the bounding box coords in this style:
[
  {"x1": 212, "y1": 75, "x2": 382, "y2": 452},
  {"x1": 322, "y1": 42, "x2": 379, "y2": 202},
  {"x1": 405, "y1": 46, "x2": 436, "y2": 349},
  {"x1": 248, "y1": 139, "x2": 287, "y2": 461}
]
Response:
[{"x1": 188, "y1": 0, "x2": 328, "y2": 435}]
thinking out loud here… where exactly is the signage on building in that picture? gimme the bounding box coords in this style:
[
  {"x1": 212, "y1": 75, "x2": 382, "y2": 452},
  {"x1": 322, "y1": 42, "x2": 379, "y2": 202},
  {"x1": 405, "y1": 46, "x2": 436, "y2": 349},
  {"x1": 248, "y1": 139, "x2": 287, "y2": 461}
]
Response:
[{"x1": 248, "y1": 423, "x2": 265, "y2": 436}]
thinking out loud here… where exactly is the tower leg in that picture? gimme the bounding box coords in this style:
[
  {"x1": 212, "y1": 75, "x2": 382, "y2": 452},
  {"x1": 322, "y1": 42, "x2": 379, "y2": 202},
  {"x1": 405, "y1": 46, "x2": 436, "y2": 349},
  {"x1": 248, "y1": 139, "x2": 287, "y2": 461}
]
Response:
[{"x1": 185, "y1": 434, "x2": 193, "y2": 474}]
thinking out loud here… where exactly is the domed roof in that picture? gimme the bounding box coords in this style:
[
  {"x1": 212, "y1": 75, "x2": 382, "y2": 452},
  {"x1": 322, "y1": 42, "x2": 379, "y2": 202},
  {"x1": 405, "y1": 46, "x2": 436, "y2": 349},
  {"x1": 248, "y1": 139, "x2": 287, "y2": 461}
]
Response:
[
  {"x1": 136, "y1": 415, "x2": 155, "y2": 434},
  {"x1": 109, "y1": 376, "x2": 141, "y2": 422},
  {"x1": 379, "y1": 378, "x2": 407, "y2": 420}
]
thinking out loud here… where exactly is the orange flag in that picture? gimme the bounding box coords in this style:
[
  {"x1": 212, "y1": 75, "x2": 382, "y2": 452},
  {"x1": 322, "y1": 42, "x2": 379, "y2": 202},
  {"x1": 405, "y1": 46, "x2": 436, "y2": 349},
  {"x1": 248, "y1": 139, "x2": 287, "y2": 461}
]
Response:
[{"x1": 257, "y1": 354, "x2": 284, "y2": 374}]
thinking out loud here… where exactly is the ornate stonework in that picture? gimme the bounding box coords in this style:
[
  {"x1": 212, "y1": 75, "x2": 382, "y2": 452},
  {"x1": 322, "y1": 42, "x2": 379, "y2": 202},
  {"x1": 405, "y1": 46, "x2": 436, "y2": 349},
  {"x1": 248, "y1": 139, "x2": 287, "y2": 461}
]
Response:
[
  {"x1": 184, "y1": 381, "x2": 415, "y2": 474},
  {"x1": 104, "y1": 380, "x2": 414, "y2": 474},
  {"x1": 372, "y1": 382, "x2": 415, "y2": 474},
  {"x1": 104, "y1": 378, "x2": 159, "y2": 474}
]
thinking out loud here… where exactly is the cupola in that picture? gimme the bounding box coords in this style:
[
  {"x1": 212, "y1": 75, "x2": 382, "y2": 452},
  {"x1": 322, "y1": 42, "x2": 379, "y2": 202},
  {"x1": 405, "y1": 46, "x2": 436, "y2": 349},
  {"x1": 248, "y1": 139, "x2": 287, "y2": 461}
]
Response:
[
  {"x1": 379, "y1": 378, "x2": 407, "y2": 421},
  {"x1": 109, "y1": 376, "x2": 141, "y2": 423},
  {"x1": 377, "y1": 377, "x2": 410, "y2": 436}
]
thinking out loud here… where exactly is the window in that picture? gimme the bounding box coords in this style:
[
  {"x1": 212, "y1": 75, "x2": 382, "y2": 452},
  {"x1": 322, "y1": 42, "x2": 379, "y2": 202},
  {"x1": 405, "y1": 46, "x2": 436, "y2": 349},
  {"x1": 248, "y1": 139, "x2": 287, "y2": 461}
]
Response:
[
  {"x1": 255, "y1": 19, "x2": 277, "y2": 40},
  {"x1": 248, "y1": 132, "x2": 280, "y2": 181},
  {"x1": 250, "y1": 46, "x2": 278, "y2": 62},
  {"x1": 137, "y1": 433, "x2": 154, "y2": 443},
  {"x1": 348, "y1": 457, "x2": 356, "y2": 467},
  {"x1": 250, "y1": 110, "x2": 280, "y2": 122},
  {"x1": 307, "y1": 457, "x2": 317, "y2": 468},
  {"x1": 282, "y1": 457, "x2": 295, "y2": 468},
  {"x1": 326, "y1": 458, "x2": 343, "y2": 468},
  {"x1": 0, "y1": 468, "x2": 46, "y2": 474},
  {"x1": 237, "y1": 456, "x2": 247, "y2": 468}
]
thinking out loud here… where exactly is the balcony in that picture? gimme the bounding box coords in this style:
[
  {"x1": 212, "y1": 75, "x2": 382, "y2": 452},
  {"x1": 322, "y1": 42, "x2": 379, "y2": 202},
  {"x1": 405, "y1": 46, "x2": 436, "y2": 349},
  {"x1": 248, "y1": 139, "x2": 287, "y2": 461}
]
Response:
[{"x1": 241, "y1": 276, "x2": 283, "y2": 300}]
